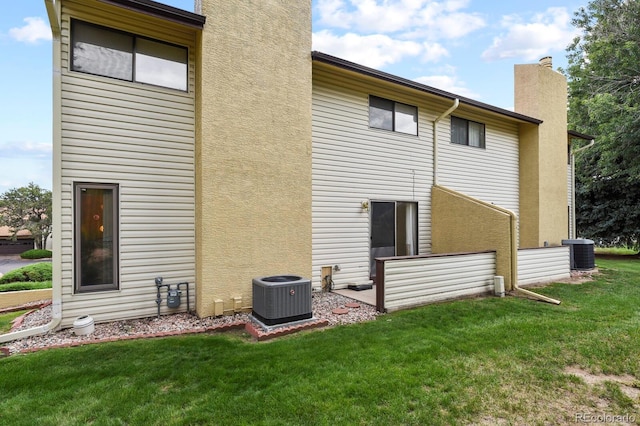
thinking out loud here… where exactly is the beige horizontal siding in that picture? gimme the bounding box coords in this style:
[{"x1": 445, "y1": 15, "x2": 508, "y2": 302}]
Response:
[
  {"x1": 312, "y1": 68, "x2": 433, "y2": 290},
  {"x1": 438, "y1": 114, "x2": 520, "y2": 215},
  {"x1": 58, "y1": 2, "x2": 197, "y2": 327},
  {"x1": 517, "y1": 246, "x2": 570, "y2": 286},
  {"x1": 382, "y1": 252, "x2": 496, "y2": 312}
]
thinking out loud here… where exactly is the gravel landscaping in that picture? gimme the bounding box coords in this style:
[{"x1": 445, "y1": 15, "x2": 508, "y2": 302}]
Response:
[{"x1": 2, "y1": 291, "x2": 380, "y2": 355}]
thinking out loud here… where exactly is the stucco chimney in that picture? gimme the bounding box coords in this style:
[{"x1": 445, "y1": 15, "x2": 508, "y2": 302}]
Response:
[
  {"x1": 514, "y1": 57, "x2": 568, "y2": 248},
  {"x1": 539, "y1": 56, "x2": 552, "y2": 69}
]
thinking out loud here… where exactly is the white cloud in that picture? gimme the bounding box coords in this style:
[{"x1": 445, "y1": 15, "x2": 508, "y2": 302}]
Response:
[
  {"x1": 0, "y1": 141, "x2": 52, "y2": 194},
  {"x1": 9, "y1": 17, "x2": 51, "y2": 44},
  {"x1": 421, "y1": 41, "x2": 449, "y2": 63},
  {"x1": 313, "y1": 30, "x2": 423, "y2": 68},
  {"x1": 481, "y1": 7, "x2": 579, "y2": 62},
  {"x1": 1, "y1": 141, "x2": 52, "y2": 158},
  {"x1": 315, "y1": 0, "x2": 485, "y2": 40},
  {"x1": 414, "y1": 73, "x2": 479, "y2": 98}
]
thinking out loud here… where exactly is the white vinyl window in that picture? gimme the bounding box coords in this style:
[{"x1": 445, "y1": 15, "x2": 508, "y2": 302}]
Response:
[
  {"x1": 71, "y1": 20, "x2": 188, "y2": 91},
  {"x1": 369, "y1": 96, "x2": 418, "y2": 135},
  {"x1": 451, "y1": 116, "x2": 485, "y2": 148}
]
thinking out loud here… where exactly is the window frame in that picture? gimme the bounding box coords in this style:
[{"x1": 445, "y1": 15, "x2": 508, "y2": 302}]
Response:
[
  {"x1": 450, "y1": 116, "x2": 486, "y2": 148},
  {"x1": 74, "y1": 182, "x2": 120, "y2": 293},
  {"x1": 70, "y1": 19, "x2": 189, "y2": 92},
  {"x1": 369, "y1": 95, "x2": 418, "y2": 136}
]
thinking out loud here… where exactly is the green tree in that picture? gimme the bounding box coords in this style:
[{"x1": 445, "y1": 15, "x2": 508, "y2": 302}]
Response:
[
  {"x1": 566, "y1": 0, "x2": 640, "y2": 247},
  {"x1": 0, "y1": 183, "x2": 52, "y2": 250}
]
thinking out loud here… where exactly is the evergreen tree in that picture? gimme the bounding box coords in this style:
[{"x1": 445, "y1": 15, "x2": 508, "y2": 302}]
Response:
[{"x1": 566, "y1": 0, "x2": 640, "y2": 247}]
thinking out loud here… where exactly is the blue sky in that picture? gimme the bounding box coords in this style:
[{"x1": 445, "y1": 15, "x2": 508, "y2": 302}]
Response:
[{"x1": 0, "y1": 0, "x2": 586, "y2": 194}]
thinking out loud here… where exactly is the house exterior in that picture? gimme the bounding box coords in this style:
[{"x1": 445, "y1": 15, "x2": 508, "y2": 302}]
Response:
[
  {"x1": 0, "y1": 227, "x2": 35, "y2": 255},
  {"x1": 42, "y1": 0, "x2": 575, "y2": 329}
]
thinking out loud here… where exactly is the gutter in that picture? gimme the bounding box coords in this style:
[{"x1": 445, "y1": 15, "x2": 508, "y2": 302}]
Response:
[
  {"x1": 433, "y1": 99, "x2": 459, "y2": 185},
  {"x1": 1, "y1": 0, "x2": 64, "y2": 343},
  {"x1": 311, "y1": 51, "x2": 543, "y2": 125}
]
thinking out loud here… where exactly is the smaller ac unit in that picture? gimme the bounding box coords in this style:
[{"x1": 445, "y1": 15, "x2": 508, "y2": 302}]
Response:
[
  {"x1": 252, "y1": 275, "x2": 312, "y2": 326},
  {"x1": 562, "y1": 239, "x2": 595, "y2": 270}
]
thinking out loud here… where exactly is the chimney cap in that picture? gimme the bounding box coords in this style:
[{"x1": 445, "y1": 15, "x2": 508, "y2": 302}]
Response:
[{"x1": 539, "y1": 56, "x2": 552, "y2": 68}]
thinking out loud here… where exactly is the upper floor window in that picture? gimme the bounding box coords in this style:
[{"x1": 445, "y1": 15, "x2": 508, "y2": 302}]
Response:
[
  {"x1": 451, "y1": 116, "x2": 485, "y2": 148},
  {"x1": 369, "y1": 95, "x2": 418, "y2": 135},
  {"x1": 71, "y1": 20, "x2": 188, "y2": 91}
]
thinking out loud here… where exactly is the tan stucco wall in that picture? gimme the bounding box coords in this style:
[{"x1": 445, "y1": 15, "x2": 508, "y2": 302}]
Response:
[
  {"x1": 518, "y1": 122, "x2": 540, "y2": 248},
  {"x1": 431, "y1": 186, "x2": 514, "y2": 289},
  {"x1": 515, "y1": 62, "x2": 568, "y2": 247},
  {"x1": 196, "y1": 0, "x2": 312, "y2": 317},
  {"x1": 0, "y1": 289, "x2": 52, "y2": 310}
]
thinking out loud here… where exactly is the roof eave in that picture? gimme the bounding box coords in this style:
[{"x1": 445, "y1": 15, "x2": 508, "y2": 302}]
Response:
[
  {"x1": 568, "y1": 130, "x2": 595, "y2": 141},
  {"x1": 98, "y1": 0, "x2": 205, "y2": 28},
  {"x1": 311, "y1": 51, "x2": 543, "y2": 125}
]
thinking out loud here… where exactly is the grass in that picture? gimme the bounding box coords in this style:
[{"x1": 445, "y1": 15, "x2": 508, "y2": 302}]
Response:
[
  {"x1": 1, "y1": 259, "x2": 640, "y2": 424},
  {"x1": 0, "y1": 310, "x2": 28, "y2": 334},
  {"x1": 0, "y1": 281, "x2": 52, "y2": 292},
  {"x1": 595, "y1": 246, "x2": 639, "y2": 256}
]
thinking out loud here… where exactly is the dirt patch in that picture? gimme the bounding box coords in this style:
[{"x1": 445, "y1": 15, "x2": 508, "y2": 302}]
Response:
[{"x1": 565, "y1": 366, "x2": 640, "y2": 401}]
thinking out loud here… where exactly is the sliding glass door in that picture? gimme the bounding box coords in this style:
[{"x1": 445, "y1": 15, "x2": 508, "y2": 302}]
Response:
[{"x1": 370, "y1": 201, "x2": 418, "y2": 278}]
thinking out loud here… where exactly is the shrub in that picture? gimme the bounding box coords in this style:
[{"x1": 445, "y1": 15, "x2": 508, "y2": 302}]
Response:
[
  {"x1": 20, "y1": 249, "x2": 52, "y2": 259},
  {"x1": 0, "y1": 281, "x2": 52, "y2": 292},
  {"x1": 0, "y1": 262, "x2": 52, "y2": 284}
]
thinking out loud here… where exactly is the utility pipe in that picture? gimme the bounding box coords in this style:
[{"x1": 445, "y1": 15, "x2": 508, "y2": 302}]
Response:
[
  {"x1": 570, "y1": 139, "x2": 595, "y2": 238},
  {"x1": 433, "y1": 99, "x2": 459, "y2": 185},
  {"x1": 1, "y1": 0, "x2": 64, "y2": 343}
]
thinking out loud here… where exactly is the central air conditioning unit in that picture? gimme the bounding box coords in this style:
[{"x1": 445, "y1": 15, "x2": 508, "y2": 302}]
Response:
[
  {"x1": 252, "y1": 275, "x2": 312, "y2": 326},
  {"x1": 562, "y1": 239, "x2": 595, "y2": 270}
]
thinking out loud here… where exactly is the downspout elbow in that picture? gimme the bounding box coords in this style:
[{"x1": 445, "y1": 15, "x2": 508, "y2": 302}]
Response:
[
  {"x1": 433, "y1": 99, "x2": 459, "y2": 185},
  {"x1": 571, "y1": 139, "x2": 595, "y2": 155},
  {"x1": 0, "y1": 301, "x2": 62, "y2": 343},
  {"x1": 503, "y1": 205, "x2": 561, "y2": 305}
]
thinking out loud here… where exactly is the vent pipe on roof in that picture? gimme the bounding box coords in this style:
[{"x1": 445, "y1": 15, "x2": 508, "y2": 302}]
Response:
[{"x1": 539, "y1": 56, "x2": 552, "y2": 69}]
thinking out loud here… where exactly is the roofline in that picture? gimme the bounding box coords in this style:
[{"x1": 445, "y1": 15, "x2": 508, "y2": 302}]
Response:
[
  {"x1": 568, "y1": 130, "x2": 595, "y2": 141},
  {"x1": 98, "y1": 0, "x2": 205, "y2": 28},
  {"x1": 311, "y1": 51, "x2": 543, "y2": 125}
]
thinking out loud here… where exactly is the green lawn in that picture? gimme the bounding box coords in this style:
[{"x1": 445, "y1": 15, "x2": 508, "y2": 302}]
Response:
[
  {"x1": 0, "y1": 310, "x2": 28, "y2": 334},
  {"x1": 1, "y1": 260, "x2": 639, "y2": 425},
  {"x1": 0, "y1": 281, "x2": 52, "y2": 292}
]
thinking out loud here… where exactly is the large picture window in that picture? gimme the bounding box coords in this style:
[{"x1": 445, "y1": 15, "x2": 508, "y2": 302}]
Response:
[
  {"x1": 75, "y1": 183, "x2": 119, "y2": 292},
  {"x1": 71, "y1": 20, "x2": 188, "y2": 91},
  {"x1": 451, "y1": 116, "x2": 485, "y2": 148},
  {"x1": 369, "y1": 95, "x2": 418, "y2": 135}
]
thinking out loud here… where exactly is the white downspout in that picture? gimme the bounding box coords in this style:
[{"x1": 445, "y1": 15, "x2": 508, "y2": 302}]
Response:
[
  {"x1": 1, "y1": 0, "x2": 64, "y2": 343},
  {"x1": 433, "y1": 185, "x2": 560, "y2": 304},
  {"x1": 476, "y1": 196, "x2": 561, "y2": 304},
  {"x1": 506, "y1": 208, "x2": 562, "y2": 305},
  {"x1": 570, "y1": 139, "x2": 595, "y2": 239},
  {"x1": 433, "y1": 99, "x2": 459, "y2": 185}
]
